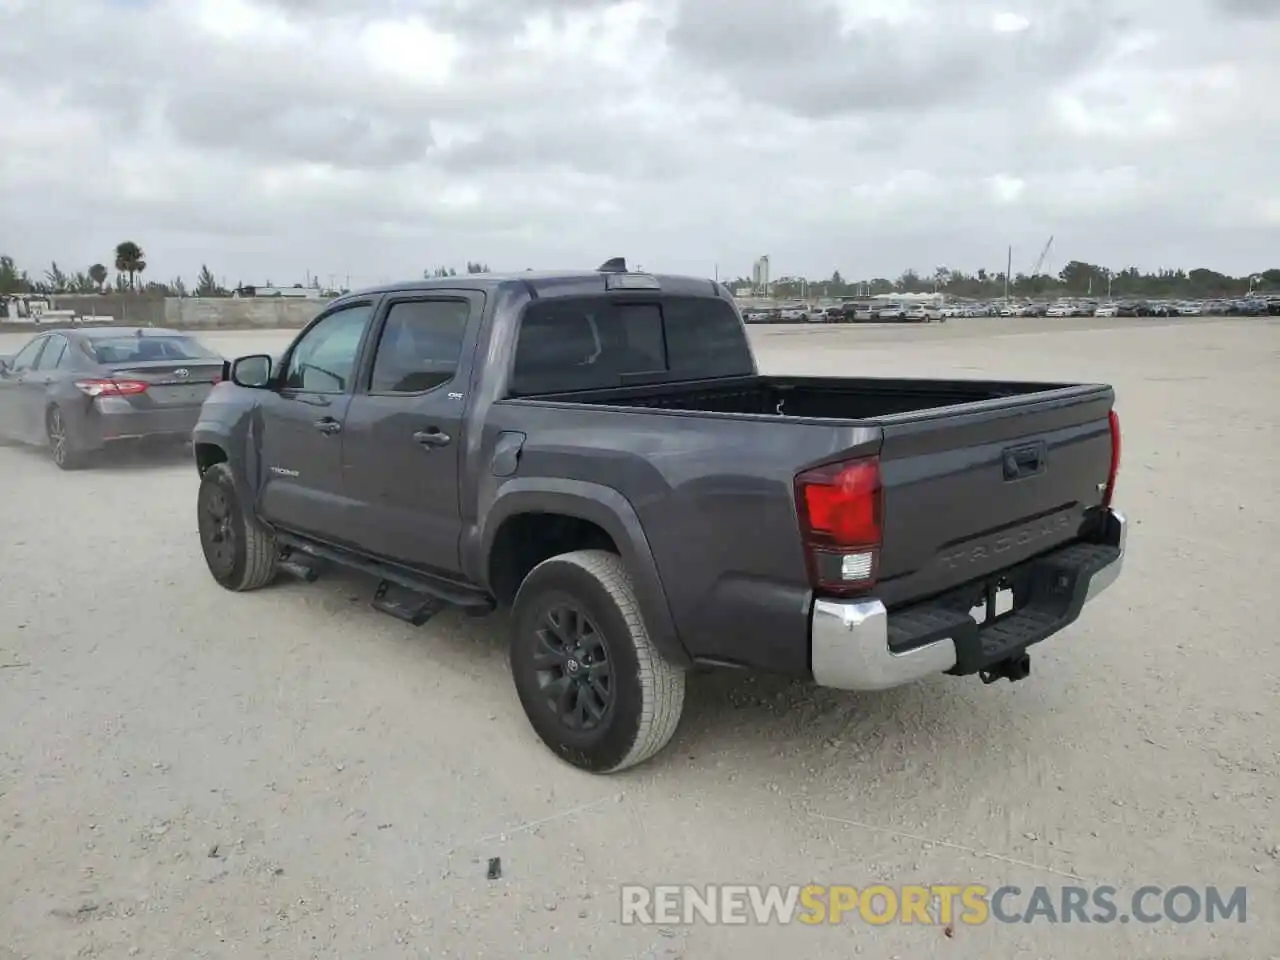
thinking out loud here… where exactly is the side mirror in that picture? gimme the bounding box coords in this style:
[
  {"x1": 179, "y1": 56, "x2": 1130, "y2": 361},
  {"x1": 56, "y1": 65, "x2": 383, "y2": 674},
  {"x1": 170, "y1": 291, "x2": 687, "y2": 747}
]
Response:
[
  {"x1": 230, "y1": 354, "x2": 273, "y2": 388},
  {"x1": 0, "y1": 358, "x2": 9, "y2": 374}
]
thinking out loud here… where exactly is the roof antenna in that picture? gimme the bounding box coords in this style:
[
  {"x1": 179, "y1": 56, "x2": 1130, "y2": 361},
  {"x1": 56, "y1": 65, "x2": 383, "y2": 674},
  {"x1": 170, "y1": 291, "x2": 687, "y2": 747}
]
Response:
[{"x1": 597, "y1": 257, "x2": 627, "y2": 273}]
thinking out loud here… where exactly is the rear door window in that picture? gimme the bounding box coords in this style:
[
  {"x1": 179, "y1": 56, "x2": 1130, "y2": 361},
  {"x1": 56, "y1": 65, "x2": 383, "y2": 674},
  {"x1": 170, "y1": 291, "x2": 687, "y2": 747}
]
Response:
[
  {"x1": 509, "y1": 296, "x2": 753, "y2": 395},
  {"x1": 369, "y1": 299, "x2": 471, "y2": 394}
]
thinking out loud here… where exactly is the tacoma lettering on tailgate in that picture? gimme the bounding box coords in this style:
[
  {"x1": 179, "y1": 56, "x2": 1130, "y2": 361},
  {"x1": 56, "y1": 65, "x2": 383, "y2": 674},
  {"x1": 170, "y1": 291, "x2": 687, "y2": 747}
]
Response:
[{"x1": 937, "y1": 513, "x2": 1073, "y2": 572}]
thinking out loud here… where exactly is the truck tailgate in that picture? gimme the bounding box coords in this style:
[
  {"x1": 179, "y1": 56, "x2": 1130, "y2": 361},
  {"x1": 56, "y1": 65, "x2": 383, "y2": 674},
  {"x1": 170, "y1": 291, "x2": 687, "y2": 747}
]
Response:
[{"x1": 874, "y1": 384, "x2": 1115, "y2": 607}]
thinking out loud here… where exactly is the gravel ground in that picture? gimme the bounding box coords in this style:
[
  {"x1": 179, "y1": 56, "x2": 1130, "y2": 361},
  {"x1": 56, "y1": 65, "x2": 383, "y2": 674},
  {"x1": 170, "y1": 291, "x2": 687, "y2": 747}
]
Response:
[{"x1": 1, "y1": 317, "x2": 1276, "y2": 959}]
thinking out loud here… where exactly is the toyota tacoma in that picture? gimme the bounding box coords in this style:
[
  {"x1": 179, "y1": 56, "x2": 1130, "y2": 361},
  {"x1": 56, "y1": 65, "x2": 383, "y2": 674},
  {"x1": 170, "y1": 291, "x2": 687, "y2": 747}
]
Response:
[{"x1": 192, "y1": 259, "x2": 1127, "y2": 773}]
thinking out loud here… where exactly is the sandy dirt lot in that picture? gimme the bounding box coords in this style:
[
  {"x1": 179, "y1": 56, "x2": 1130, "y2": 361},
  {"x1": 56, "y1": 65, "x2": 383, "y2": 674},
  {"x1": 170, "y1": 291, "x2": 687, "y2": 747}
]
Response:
[{"x1": 1, "y1": 317, "x2": 1276, "y2": 959}]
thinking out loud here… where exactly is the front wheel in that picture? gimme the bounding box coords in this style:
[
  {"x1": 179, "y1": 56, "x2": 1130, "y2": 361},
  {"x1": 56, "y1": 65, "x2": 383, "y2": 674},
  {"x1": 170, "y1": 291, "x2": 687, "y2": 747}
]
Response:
[
  {"x1": 197, "y1": 462, "x2": 278, "y2": 591},
  {"x1": 510, "y1": 550, "x2": 686, "y2": 773}
]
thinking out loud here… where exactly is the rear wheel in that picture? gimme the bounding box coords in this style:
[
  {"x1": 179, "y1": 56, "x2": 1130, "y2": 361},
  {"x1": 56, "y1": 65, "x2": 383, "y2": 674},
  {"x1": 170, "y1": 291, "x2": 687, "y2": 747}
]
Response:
[
  {"x1": 197, "y1": 462, "x2": 278, "y2": 591},
  {"x1": 510, "y1": 550, "x2": 685, "y2": 773},
  {"x1": 46, "y1": 405, "x2": 88, "y2": 470}
]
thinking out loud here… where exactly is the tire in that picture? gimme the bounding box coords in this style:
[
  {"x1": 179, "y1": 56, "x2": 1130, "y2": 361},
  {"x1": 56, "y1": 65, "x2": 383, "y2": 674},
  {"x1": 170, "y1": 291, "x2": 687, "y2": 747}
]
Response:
[
  {"x1": 46, "y1": 405, "x2": 89, "y2": 470},
  {"x1": 197, "y1": 462, "x2": 278, "y2": 591},
  {"x1": 509, "y1": 549, "x2": 686, "y2": 773}
]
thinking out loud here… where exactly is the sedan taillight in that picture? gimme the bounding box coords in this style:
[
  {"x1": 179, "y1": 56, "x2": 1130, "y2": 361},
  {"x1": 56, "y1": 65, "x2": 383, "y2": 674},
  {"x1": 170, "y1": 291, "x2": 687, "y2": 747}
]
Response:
[{"x1": 75, "y1": 379, "x2": 148, "y2": 397}]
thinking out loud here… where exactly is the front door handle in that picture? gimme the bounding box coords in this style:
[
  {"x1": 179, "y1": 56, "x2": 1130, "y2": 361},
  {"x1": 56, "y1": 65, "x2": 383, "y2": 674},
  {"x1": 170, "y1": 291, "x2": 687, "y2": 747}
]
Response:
[
  {"x1": 413, "y1": 428, "x2": 451, "y2": 448},
  {"x1": 314, "y1": 417, "x2": 342, "y2": 435}
]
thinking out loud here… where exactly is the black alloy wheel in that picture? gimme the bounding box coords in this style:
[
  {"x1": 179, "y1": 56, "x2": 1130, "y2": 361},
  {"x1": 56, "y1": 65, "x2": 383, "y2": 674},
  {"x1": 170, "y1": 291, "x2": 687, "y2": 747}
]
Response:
[
  {"x1": 531, "y1": 599, "x2": 614, "y2": 733},
  {"x1": 198, "y1": 482, "x2": 237, "y2": 580}
]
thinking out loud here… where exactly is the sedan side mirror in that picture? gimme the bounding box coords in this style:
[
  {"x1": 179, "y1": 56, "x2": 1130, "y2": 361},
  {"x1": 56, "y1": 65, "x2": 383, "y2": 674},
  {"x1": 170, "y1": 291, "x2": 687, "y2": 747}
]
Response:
[
  {"x1": 0, "y1": 358, "x2": 9, "y2": 374},
  {"x1": 230, "y1": 354, "x2": 273, "y2": 388}
]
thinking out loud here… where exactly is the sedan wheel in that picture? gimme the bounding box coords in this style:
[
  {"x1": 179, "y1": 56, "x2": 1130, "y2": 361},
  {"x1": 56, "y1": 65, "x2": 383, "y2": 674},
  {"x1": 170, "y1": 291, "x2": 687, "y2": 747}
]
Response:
[{"x1": 46, "y1": 407, "x2": 87, "y2": 470}]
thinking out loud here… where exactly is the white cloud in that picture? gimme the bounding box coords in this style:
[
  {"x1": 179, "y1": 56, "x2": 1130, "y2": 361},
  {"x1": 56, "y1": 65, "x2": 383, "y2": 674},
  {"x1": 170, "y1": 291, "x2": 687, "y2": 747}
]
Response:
[
  {"x1": 991, "y1": 11, "x2": 1031, "y2": 31},
  {"x1": 0, "y1": 0, "x2": 1276, "y2": 288},
  {"x1": 987, "y1": 174, "x2": 1027, "y2": 204},
  {"x1": 361, "y1": 18, "x2": 463, "y2": 85}
]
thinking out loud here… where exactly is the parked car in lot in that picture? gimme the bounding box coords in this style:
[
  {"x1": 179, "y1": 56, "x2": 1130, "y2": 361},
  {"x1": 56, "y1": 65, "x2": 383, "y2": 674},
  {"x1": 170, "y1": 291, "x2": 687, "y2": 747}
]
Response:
[
  {"x1": 1229, "y1": 298, "x2": 1270, "y2": 316},
  {"x1": 1093, "y1": 303, "x2": 1119, "y2": 318},
  {"x1": 193, "y1": 260, "x2": 1127, "y2": 774},
  {"x1": 903, "y1": 304, "x2": 944, "y2": 323},
  {"x1": 0, "y1": 327, "x2": 224, "y2": 469},
  {"x1": 870, "y1": 301, "x2": 907, "y2": 321}
]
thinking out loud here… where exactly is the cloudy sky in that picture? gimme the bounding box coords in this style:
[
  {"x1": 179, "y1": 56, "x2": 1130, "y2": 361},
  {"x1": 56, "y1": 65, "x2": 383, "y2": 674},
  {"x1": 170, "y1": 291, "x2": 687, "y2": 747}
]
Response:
[{"x1": 1, "y1": 0, "x2": 1277, "y2": 288}]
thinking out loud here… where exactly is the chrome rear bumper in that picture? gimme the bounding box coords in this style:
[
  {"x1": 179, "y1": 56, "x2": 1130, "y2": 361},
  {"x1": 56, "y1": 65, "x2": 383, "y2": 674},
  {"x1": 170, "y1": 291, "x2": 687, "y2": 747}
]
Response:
[{"x1": 810, "y1": 509, "x2": 1127, "y2": 692}]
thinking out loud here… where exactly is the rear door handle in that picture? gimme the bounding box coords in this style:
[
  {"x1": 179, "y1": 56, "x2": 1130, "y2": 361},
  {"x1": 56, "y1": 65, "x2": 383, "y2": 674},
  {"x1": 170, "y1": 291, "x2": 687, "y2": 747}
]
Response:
[
  {"x1": 413, "y1": 428, "x2": 451, "y2": 448},
  {"x1": 313, "y1": 417, "x2": 342, "y2": 435}
]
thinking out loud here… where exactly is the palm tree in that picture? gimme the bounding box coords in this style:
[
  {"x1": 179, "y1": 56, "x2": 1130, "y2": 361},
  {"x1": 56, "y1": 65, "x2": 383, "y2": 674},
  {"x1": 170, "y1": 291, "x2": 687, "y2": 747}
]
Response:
[
  {"x1": 88, "y1": 263, "x2": 107, "y2": 292},
  {"x1": 113, "y1": 241, "x2": 146, "y2": 290},
  {"x1": 44, "y1": 261, "x2": 69, "y2": 292}
]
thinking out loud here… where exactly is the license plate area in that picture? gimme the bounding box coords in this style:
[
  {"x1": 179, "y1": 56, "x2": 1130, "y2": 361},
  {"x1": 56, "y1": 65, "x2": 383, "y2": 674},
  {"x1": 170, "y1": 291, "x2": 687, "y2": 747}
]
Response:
[
  {"x1": 149, "y1": 384, "x2": 210, "y2": 405},
  {"x1": 969, "y1": 578, "x2": 1015, "y2": 625}
]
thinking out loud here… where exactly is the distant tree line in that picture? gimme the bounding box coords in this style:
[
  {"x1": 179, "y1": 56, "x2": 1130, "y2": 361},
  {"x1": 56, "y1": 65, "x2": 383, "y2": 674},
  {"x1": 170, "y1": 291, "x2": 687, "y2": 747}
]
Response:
[
  {"x1": 4, "y1": 246, "x2": 1276, "y2": 301},
  {"x1": 0, "y1": 246, "x2": 502, "y2": 298},
  {"x1": 743, "y1": 262, "x2": 1280, "y2": 301},
  {"x1": 425, "y1": 262, "x2": 491, "y2": 277}
]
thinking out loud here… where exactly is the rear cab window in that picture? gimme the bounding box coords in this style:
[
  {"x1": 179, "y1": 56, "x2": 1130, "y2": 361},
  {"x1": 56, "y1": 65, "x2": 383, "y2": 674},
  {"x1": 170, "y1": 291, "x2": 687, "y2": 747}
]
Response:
[{"x1": 508, "y1": 295, "x2": 753, "y2": 396}]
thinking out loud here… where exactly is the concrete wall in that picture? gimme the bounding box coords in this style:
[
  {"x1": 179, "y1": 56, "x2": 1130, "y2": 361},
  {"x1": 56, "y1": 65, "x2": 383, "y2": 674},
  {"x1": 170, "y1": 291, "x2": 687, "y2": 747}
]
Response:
[
  {"x1": 41, "y1": 295, "x2": 327, "y2": 330},
  {"x1": 50, "y1": 294, "x2": 167, "y2": 326},
  {"x1": 164, "y1": 297, "x2": 325, "y2": 329}
]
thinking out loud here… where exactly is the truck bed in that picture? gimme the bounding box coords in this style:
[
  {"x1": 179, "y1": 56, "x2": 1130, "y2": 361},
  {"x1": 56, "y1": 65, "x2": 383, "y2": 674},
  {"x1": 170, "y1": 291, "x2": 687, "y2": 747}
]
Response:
[
  {"x1": 525, "y1": 374, "x2": 1081, "y2": 421},
  {"x1": 499, "y1": 373, "x2": 1115, "y2": 673}
]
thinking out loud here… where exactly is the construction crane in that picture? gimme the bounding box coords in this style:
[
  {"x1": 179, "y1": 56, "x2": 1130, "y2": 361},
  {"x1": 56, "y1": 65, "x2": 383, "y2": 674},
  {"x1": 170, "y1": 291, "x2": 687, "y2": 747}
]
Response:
[{"x1": 1030, "y1": 235, "x2": 1054, "y2": 278}]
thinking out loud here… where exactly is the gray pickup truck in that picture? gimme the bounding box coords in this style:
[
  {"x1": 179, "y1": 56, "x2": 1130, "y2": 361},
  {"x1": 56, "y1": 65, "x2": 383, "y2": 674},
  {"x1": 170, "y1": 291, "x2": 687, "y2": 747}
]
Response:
[{"x1": 192, "y1": 260, "x2": 1127, "y2": 774}]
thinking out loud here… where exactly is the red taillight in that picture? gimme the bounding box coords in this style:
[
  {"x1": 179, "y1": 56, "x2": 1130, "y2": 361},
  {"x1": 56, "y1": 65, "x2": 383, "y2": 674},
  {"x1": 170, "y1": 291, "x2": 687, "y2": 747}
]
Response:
[
  {"x1": 74, "y1": 378, "x2": 148, "y2": 397},
  {"x1": 1103, "y1": 408, "x2": 1121, "y2": 507},
  {"x1": 795, "y1": 457, "x2": 883, "y2": 595}
]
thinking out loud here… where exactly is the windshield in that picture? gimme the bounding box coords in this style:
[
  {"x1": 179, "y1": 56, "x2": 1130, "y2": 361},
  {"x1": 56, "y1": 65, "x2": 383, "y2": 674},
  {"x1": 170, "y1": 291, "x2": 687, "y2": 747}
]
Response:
[{"x1": 87, "y1": 335, "x2": 221, "y2": 364}]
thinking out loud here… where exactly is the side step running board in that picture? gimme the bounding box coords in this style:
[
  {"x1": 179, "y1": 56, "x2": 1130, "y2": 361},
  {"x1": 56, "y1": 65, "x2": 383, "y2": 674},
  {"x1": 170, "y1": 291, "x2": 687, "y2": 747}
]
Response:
[
  {"x1": 274, "y1": 532, "x2": 495, "y2": 618},
  {"x1": 277, "y1": 552, "x2": 323, "y2": 582},
  {"x1": 372, "y1": 580, "x2": 447, "y2": 626}
]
